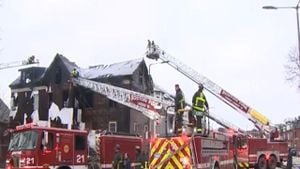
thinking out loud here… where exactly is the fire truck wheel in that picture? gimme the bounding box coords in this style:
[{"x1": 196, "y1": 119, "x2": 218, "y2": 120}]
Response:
[
  {"x1": 267, "y1": 155, "x2": 277, "y2": 169},
  {"x1": 257, "y1": 156, "x2": 267, "y2": 169}
]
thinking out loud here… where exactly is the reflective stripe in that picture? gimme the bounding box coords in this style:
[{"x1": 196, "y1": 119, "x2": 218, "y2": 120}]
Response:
[
  {"x1": 193, "y1": 106, "x2": 205, "y2": 112},
  {"x1": 194, "y1": 92, "x2": 205, "y2": 112},
  {"x1": 197, "y1": 128, "x2": 202, "y2": 132},
  {"x1": 238, "y1": 162, "x2": 249, "y2": 168},
  {"x1": 149, "y1": 137, "x2": 192, "y2": 169}
]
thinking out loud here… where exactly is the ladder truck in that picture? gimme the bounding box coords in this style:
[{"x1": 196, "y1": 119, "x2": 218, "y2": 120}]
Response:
[
  {"x1": 0, "y1": 56, "x2": 39, "y2": 70},
  {"x1": 72, "y1": 77, "x2": 246, "y2": 169},
  {"x1": 145, "y1": 41, "x2": 288, "y2": 169},
  {"x1": 5, "y1": 76, "x2": 242, "y2": 169}
]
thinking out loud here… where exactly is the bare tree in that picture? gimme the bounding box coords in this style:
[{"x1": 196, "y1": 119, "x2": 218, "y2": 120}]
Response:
[{"x1": 285, "y1": 47, "x2": 300, "y2": 89}]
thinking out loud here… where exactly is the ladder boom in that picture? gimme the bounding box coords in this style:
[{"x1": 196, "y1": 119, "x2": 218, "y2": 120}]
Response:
[
  {"x1": 0, "y1": 56, "x2": 39, "y2": 70},
  {"x1": 73, "y1": 77, "x2": 174, "y2": 120},
  {"x1": 146, "y1": 41, "x2": 270, "y2": 134}
]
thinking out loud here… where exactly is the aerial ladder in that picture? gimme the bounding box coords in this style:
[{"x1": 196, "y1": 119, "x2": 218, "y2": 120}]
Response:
[
  {"x1": 72, "y1": 76, "x2": 245, "y2": 136},
  {"x1": 72, "y1": 77, "x2": 174, "y2": 136},
  {"x1": 145, "y1": 40, "x2": 271, "y2": 135},
  {"x1": 0, "y1": 56, "x2": 39, "y2": 70}
]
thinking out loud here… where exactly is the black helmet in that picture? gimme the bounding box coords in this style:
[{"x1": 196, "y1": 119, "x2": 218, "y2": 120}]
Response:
[{"x1": 199, "y1": 84, "x2": 204, "y2": 89}]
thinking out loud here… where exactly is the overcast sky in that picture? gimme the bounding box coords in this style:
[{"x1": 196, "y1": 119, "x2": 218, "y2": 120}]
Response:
[{"x1": 0, "y1": 0, "x2": 299, "y2": 130}]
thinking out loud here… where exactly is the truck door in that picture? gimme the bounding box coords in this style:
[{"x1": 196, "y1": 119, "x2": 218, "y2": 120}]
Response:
[
  {"x1": 59, "y1": 133, "x2": 74, "y2": 164},
  {"x1": 39, "y1": 131, "x2": 56, "y2": 165},
  {"x1": 73, "y1": 134, "x2": 87, "y2": 165}
]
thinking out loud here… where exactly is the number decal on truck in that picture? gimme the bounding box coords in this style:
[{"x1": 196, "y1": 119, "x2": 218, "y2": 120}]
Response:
[
  {"x1": 76, "y1": 154, "x2": 85, "y2": 163},
  {"x1": 26, "y1": 157, "x2": 34, "y2": 165}
]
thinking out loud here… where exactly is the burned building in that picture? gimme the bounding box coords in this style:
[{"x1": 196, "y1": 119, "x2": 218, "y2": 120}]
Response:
[{"x1": 9, "y1": 54, "x2": 153, "y2": 136}]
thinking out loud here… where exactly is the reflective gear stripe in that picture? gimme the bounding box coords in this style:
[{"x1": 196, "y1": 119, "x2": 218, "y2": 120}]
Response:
[
  {"x1": 238, "y1": 162, "x2": 249, "y2": 168},
  {"x1": 149, "y1": 137, "x2": 192, "y2": 169},
  {"x1": 193, "y1": 107, "x2": 205, "y2": 113},
  {"x1": 194, "y1": 92, "x2": 205, "y2": 111}
]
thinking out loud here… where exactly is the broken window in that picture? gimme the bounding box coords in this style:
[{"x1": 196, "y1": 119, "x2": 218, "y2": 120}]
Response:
[
  {"x1": 10, "y1": 93, "x2": 18, "y2": 111},
  {"x1": 63, "y1": 90, "x2": 69, "y2": 107},
  {"x1": 109, "y1": 121, "x2": 117, "y2": 133}
]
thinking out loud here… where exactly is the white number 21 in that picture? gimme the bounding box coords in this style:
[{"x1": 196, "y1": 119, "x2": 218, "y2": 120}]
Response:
[{"x1": 76, "y1": 154, "x2": 85, "y2": 163}]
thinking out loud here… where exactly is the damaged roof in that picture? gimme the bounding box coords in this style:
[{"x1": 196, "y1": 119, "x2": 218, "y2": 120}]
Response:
[
  {"x1": 0, "y1": 98, "x2": 9, "y2": 123},
  {"x1": 79, "y1": 58, "x2": 144, "y2": 79},
  {"x1": 9, "y1": 67, "x2": 47, "y2": 89},
  {"x1": 10, "y1": 54, "x2": 145, "y2": 88}
]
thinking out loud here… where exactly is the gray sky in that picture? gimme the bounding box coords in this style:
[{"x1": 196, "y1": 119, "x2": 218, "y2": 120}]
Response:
[{"x1": 0, "y1": 0, "x2": 299, "y2": 130}]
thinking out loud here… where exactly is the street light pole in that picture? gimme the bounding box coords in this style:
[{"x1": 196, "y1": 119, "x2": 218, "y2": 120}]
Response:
[{"x1": 263, "y1": 0, "x2": 300, "y2": 63}]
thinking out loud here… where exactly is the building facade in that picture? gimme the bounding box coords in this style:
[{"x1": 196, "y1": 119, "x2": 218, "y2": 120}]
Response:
[{"x1": 9, "y1": 54, "x2": 153, "y2": 137}]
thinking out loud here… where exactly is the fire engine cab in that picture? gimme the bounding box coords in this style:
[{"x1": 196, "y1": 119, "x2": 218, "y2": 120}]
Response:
[
  {"x1": 5, "y1": 123, "x2": 142, "y2": 169},
  {"x1": 6, "y1": 123, "x2": 88, "y2": 169}
]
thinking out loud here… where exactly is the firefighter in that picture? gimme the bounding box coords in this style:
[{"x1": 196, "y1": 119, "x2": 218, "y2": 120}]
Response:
[
  {"x1": 112, "y1": 144, "x2": 123, "y2": 169},
  {"x1": 192, "y1": 84, "x2": 209, "y2": 134},
  {"x1": 27, "y1": 55, "x2": 35, "y2": 64},
  {"x1": 71, "y1": 68, "x2": 79, "y2": 78},
  {"x1": 135, "y1": 146, "x2": 146, "y2": 169},
  {"x1": 174, "y1": 84, "x2": 186, "y2": 135}
]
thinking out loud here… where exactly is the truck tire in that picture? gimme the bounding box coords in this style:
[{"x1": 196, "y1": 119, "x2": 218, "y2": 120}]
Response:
[
  {"x1": 257, "y1": 156, "x2": 267, "y2": 169},
  {"x1": 268, "y1": 155, "x2": 277, "y2": 169}
]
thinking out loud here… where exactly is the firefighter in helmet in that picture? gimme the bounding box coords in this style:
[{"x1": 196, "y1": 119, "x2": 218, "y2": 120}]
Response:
[
  {"x1": 113, "y1": 144, "x2": 123, "y2": 169},
  {"x1": 135, "y1": 146, "x2": 147, "y2": 169},
  {"x1": 27, "y1": 55, "x2": 35, "y2": 64},
  {"x1": 174, "y1": 84, "x2": 186, "y2": 135},
  {"x1": 192, "y1": 83, "x2": 209, "y2": 134},
  {"x1": 71, "y1": 68, "x2": 79, "y2": 78}
]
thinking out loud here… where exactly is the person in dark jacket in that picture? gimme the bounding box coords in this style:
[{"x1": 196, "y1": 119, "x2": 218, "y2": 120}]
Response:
[
  {"x1": 174, "y1": 84, "x2": 186, "y2": 134},
  {"x1": 123, "y1": 153, "x2": 131, "y2": 169},
  {"x1": 192, "y1": 84, "x2": 209, "y2": 133},
  {"x1": 135, "y1": 146, "x2": 146, "y2": 169},
  {"x1": 113, "y1": 144, "x2": 123, "y2": 169}
]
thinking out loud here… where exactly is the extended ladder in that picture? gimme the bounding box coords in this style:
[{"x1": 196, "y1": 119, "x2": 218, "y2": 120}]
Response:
[
  {"x1": 146, "y1": 41, "x2": 270, "y2": 134},
  {"x1": 0, "y1": 56, "x2": 39, "y2": 70},
  {"x1": 73, "y1": 77, "x2": 174, "y2": 120}
]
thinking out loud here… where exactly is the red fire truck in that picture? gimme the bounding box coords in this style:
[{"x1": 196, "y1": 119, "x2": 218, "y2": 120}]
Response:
[{"x1": 5, "y1": 123, "x2": 142, "y2": 169}]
